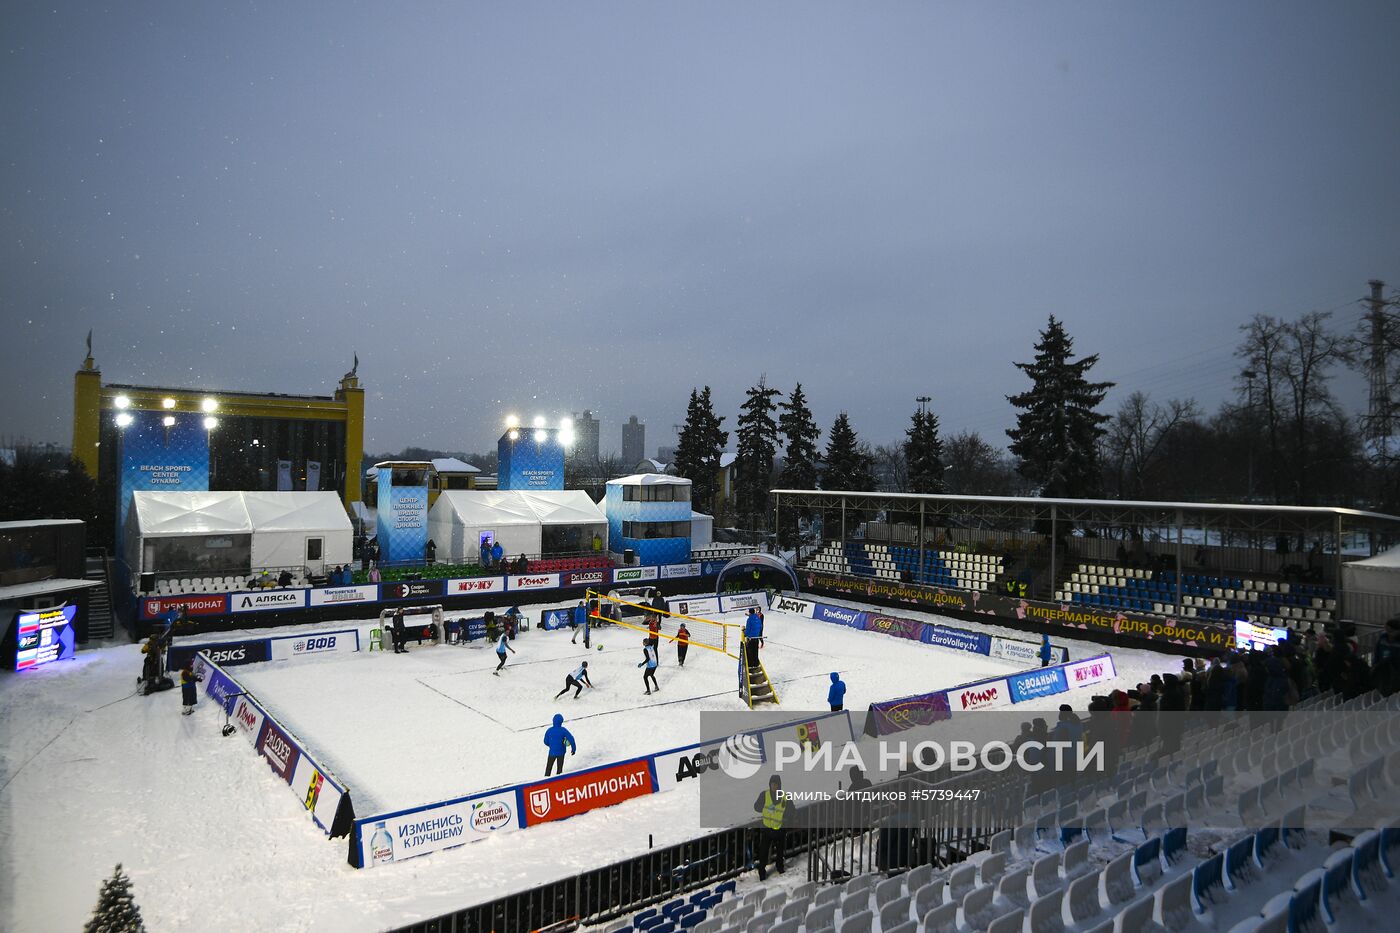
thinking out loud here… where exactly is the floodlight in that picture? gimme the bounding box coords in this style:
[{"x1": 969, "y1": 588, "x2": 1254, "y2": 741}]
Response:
[
  {"x1": 532, "y1": 415, "x2": 546, "y2": 429},
  {"x1": 508, "y1": 429, "x2": 520, "y2": 441},
  {"x1": 113, "y1": 395, "x2": 130, "y2": 409},
  {"x1": 161, "y1": 397, "x2": 176, "y2": 409},
  {"x1": 559, "y1": 417, "x2": 573, "y2": 430},
  {"x1": 203, "y1": 416, "x2": 218, "y2": 430},
  {"x1": 162, "y1": 416, "x2": 175, "y2": 427},
  {"x1": 533, "y1": 429, "x2": 547, "y2": 444},
  {"x1": 559, "y1": 429, "x2": 575, "y2": 448},
  {"x1": 505, "y1": 414, "x2": 520, "y2": 429},
  {"x1": 201, "y1": 398, "x2": 218, "y2": 413},
  {"x1": 114, "y1": 412, "x2": 133, "y2": 428}
]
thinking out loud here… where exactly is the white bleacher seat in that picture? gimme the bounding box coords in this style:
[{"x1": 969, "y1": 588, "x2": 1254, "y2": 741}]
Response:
[
  {"x1": 813, "y1": 886, "x2": 842, "y2": 909},
  {"x1": 921, "y1": 901, "x2": 957, "y2": 933},
  {"x1": 1025, "y1": 888, "x2": 1065, "y2": 933},
  {"x1": 878, "y1": 896, "x2": 910, "y2": 931},
  {"x1": 804, "y1": 903, "x2": 836, "y2": 930},
  {"x1": 761, "y1": 892, "x2": 786, "y2": 914},
  {"x1": 779, "y1": 899, "x2": 809, "y2": 922},
  {"x1": 1152, "y1": 872, "x2": 1193, "y2": 931},
  {"x1": 1062, "y1": 840, "x2": 1092, "y2": 880},
  {"x1": 744, "y1": 910, "x2": 779, "y2": 933},
  {"x1": 959, "y1": 884, "x2": 996, "y2": 930},
  {"x1": 1029, "y1": 854, "x2": 1063, "y2": 899},
  {"x1": 945, "y1": 863, "x2": 977, "y2": 905},
  {"x1": 996, "y1": 866, "x2": 1030, "y2": 909},
  {"x1": 768, "y1": 920, "x2": 799, "y2": 933},
  {"x1": 1063, "y1": 871, "x2": 1102, "y2": 926},
  {"x1": 1100, "y1": 852, "x2": 1135, "y2": 908},
  {"x1": 873, "y1": 877, "x2": 904, "y2": 911},
  {"x1": 1111, "y1": 893, "x2": 1158, "y2": 933},
  {"x1": 909, "y1": 882, "x2": 942, "y2": 924},
  {"x1": 905, "y1": 864, "x2": 935, "y2": 894},
  {"x1": 979, "y1": 851, "x2": 1008, "y2": 886},
  {"x1": 833, "y1": 908, "x2": 872, "y2": 933},
  {"x1": 985, "y1": 908, "x2": 1024, "y2": 933},
  {"x1": 838, "y1": 890, "x2": 869, "y2": 920},
  {"x1": 1012, "y1": 822, "x2": 1038, "y2": 859},
  {"x1": 882, "y1": 922, "x2": 915, "y2": 933}
]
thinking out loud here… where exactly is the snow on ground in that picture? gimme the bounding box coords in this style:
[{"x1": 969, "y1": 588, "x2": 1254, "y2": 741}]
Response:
[{"x1": 0, "y1": 592, "x2": 1185, "y2": 933}]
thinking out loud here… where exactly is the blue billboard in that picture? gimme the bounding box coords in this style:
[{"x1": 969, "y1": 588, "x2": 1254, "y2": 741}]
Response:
[
  {"x1": 498, "y1": 430, "x2": 564, "y2": 490},
  {"x1": 117, "y1": 410, "x2": 210, "y2": 554},
  {"x1": 377, "y1": 477, "x2": 428, "y2": 564},
  {"x1": 1007, "y1": 667, "x2": 1069, "y2": 704}
]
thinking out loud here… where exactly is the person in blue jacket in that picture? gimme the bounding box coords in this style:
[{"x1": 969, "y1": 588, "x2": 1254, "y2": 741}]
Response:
[
  {"x1": 571, "y1": 601, "x2": 589, "y2": 646},
  {"x1": 743, "y1": 608, "x2": 764, "y2": 670},
  {"x1": 479, "y1": 539, "x2": 491, "y2": 569},
  {"x1": 490, "y1": 541, "x2": 504, "y2": 569},
  {"x1": 828, "y1": 672, "x2": 847, "y2": 712},
  {"x1": 493, "y1": 630, "x2": 516, "y2": 674},
  {"x1": 638, "y1": 639, "x2": 660, "y2": 695},
  {"x1": 1039, "y1": 634, "x2": 1054, "y2": 668},
  {"x1": 543, "y1": 713, "x2": 576, "y2": 776}
]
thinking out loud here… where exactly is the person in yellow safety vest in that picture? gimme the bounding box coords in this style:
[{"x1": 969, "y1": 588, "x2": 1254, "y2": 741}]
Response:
[{"x1": 752, "y1": 774, "x2": 788, "y2": 880}]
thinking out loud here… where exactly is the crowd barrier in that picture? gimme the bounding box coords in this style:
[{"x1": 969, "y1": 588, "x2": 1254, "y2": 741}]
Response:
[
  {"x1": 865, "y1": 653, "x2": 1118, "y2": 735},
  {"x1": 167, "y1": 627, "x2": 360, "y2": 671},
  {"x1": 140, "y1": 560, "x2": 729, "y2": 623},
  {"x1": 195, "y1": 650, "x2": 356, "y2": 837},
  {"x1": 768, "y1": 594, "x2": 1069, "y2": 665}
]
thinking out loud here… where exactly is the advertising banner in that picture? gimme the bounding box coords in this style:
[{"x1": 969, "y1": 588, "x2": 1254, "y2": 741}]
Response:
[
  {"x1": 867, "y1": 690, "x2": 952, "y2": 736},
  {"x1": 562, "y1": 569, "x2": 610, "y2": 588},
  {"x1": 229, "y1": 694, "x2": 267, "y2": 744},
  {"x1": 520, "y1": 758, "x2": 655, "y2": 827},
  {"x1": 377, "y1": 477, "x2": 428, "y2": 564},
  {"x1": 921, "y1": 625, "x2": 992, "y2": 656},
  {"x1": 290, "y1": 755, "x2": 347, "y2": 835},
  {"x1": 661, "y1": 563, "x2": 702, "y2": 580},
  {"x1": 277, "y1": 460, "x2": 293, "y2": 491},
  {"x1": 805, "y1": 572, "x2": 1237, "y2": 652},
  {"x1": 611, "y1": 566, "x2": 659, "y2": 584},
  {"x1": 306, "y1": 460, "x2": 321, "y2": 491},
  {"x1": 463, "y1": 618, "x2": 487, "y2": 641},
  {"x1": 309, "y1": 585, "x2": 378, "y2": 607},
  {"x1": 812, "y1": 603, "x2": 867, "y2": 628},
  {"x1": 446, "y1": 577, "x2": 506, "y2": 596},
  {"x1": 358, "y1": 788, "x2": 522, "y2": 868},
  {"x1": 230, "y1": 590, "x2": 307, "y2": 613},
  {"x1": 141, "y1": 594, "x2": 228, "y2": 620},
  {"x1": 541, "y1": 609, "x2": 573, "y2": 630},
  {"x1": 116, "y1": 410, "x2": 210, "y2": 559},
  {"x1": 769, "y1": 595, "x2": 815, "y2": 617},
  {"x1": 989, "y1": 636, "x2": 1065, "y2": 666},
  {"x1": 651, "y1": 737, "x2": 736, "y2": 793},
  {"x1": 719, "y1": 591, "x2": 769, "y2": 612},
  {"x1": 14, "y1": 604, "x2": 78, "y2": 671},
  {"x1": 701, "y1": 560, "x2": 730, "y2": 576},
  {"x1": 256, "y1": 717, "x2": 302, "y2": 783},
  {"x1": 1007, "y1": 667, "x2": 1069, "y2": 704},
  {"x1": 381, "y1": 580, "x2": 444, "y2": 600},
  {"x1": 171, "y1": 638, "x2": 270, "y2": 671},
  {"x1": 508, "y1": 573, "x2": 561, "y2": 591},
  {"x1": 668, "y1": 595, "x2": 721, "y2": 616},
  {"x1": 947, "y1": 678, "x2": 1012, "y2": 712},
  {"x1": 498, "y1": 430, "x2": 565, "y2": 491},
  {"x1": 862, "y1": 614, "x2": 925, "y2": 641},
  {"x1": 268, "y1": 629, "x2": 359, "y2": 661},
  {"x1": 197, "y1": 656, "x2": 244, "y2": 713},
  {"x1": 1064, "y1": 655, "x2": 1117, "y2": 689}
]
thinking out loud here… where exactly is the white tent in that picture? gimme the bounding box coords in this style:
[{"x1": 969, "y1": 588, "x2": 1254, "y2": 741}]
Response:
[
  {"x1": 127, "y1": 490, "x2": 351, "y2": 576},
  {"x1": 691, "y1": 511, "x2": 714, "y2": 549},
  {"x1": 427, "y1": 490, "x2": 608, "y2": 564},
  {"x1": 1342, "y1": 547, "x2": 1400, "y2": 624}
]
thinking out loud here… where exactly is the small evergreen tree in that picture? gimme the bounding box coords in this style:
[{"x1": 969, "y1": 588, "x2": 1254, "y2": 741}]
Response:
[
  {"x1": 85, "y1": 864, "x2": 145, "y2": 933},
  {"x1": 733, "y1": 377, "x2": 781, "y2": 529},
  {"x1": 904, "y1": 406, "x2": 946, "y2": 494},
  {"x1": 775, "y1": 383, "x2": 822, "y2": 547},
  {"x1": 821, "y1": 413, "x2": 875, "y2": 491},
  {"x1": 673, "y1": 387, "x2": 728, "y2": 515},
  {"x1": 1006, "y1": 316, "x2": 1114, "y2": 498}
]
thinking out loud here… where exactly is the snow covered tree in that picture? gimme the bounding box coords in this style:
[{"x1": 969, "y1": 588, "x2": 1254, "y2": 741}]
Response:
[
  {"x1": 1006, "y1": 316, "x2": 1114, "y2": 498},
  {"x1": 904, "y1": 406, "x2": 946, "y2": 494},
  {"x1": 822, "y1": 413, "x2": 875, "y2": 491},
  {"x1": 85, "y1": 864, "x2": 145, "y2": 933},
  {"x1": 733, "y1": 377, "x2": 781, "y2": 529},
  {"x1": 673, "y1": 387, "x2": 728, "y2": 515},
  {"x1": 775, "y1": 383, "x2": 822, "y2": 547}
]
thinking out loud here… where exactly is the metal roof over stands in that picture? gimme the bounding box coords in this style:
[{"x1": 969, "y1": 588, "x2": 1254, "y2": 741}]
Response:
[
  {"x1": 0, "y1": 578, "x2": 99, "y2": 600},
  {"x1": 609, "y1": 473, "x2": 690, "y2": 486}
]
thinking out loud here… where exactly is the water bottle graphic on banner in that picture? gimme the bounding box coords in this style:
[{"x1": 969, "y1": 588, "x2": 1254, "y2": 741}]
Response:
[{"x1": 370, "y1": 822, "x2": 394, "y2": 866}]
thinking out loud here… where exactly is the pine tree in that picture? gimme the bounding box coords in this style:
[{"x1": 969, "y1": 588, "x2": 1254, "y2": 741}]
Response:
[
  {"x1": 673, "y1": 387, "x2": 728, "y2": 514},
  {"x1": 733, "y1": 377, "x2": 781, "y2": 528},
  {"x1": 821, "y1": 413, "x2": 875, "y2": 491},
  {"x1": 85, "y1": 864, "x2": 145, "y2": 933},
  {"x1": 1006, "y1": 316, "x2": 1114, "y2": 498},
  {"x1": 775, "y1": 383, "x2": 822, "y2": 547},
  {"x1": 904, "y1": 406, "x2": 946, "y2": 494}
]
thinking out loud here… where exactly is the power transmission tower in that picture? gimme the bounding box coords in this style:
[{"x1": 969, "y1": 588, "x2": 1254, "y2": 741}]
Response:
[{"x1": 916, "y1": 395, "x2": 931, "y2": 415}]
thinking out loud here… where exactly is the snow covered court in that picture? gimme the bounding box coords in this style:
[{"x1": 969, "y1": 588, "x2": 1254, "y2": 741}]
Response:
[{"x1": 0, "y1": 593, "x2": 1181, "y2": 932}]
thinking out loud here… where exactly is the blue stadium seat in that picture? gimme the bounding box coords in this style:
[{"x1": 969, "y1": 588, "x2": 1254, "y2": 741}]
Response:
[{"x1": 1190, "y1": 853, "x2": 1225, "y2": 914}]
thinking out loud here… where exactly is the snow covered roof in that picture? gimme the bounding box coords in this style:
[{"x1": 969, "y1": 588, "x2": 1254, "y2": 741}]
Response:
[
  {"x1": 609, "y1": 473, "x2": 691, "y2": 487},
  {"x1": 430, "y1": 457, "x2": 480, "y2": 474},
  {"x1": 431, "y1": 490, "x2": 606, "y2": 528},
  {"x1": 1347, "y1": 546, "x2": 1400, "y2": 569},
  {"x1": 633, "y1": 459, "x2": 671, "y2": 474},
  {"x1": 691, "y1": 510, "x2": 713, "y2": 520},
  {"x1": 130, "y1": 491, "x2": 351, "y2": 537}
]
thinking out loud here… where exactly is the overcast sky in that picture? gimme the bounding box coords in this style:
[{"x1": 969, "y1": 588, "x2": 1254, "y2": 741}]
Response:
[{"x1": 3, "y1": 2, "x2": 1397, "y2": 457}]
